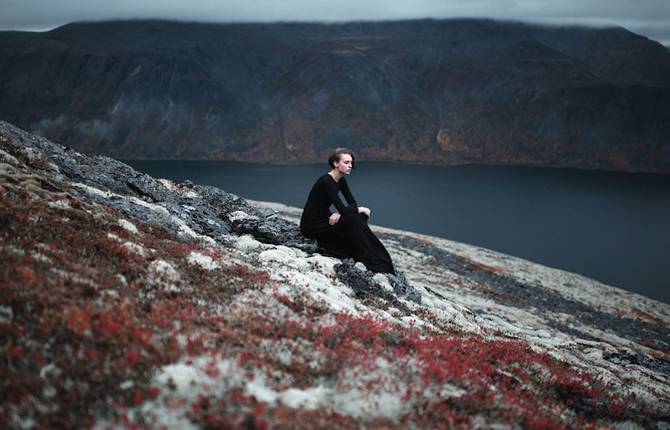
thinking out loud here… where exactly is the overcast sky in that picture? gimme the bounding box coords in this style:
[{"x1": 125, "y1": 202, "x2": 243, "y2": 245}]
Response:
[{"x1": 1, "y1": 0, "x2": 669, "y2": 46}]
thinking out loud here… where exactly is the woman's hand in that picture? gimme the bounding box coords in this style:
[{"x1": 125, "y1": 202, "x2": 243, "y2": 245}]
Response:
[
  {"x1": 329, "y1": 212, "x2": 341, "y2": 225},
  {"x1": 358, "y1": 206, "x2": 371, "y2": 218}
]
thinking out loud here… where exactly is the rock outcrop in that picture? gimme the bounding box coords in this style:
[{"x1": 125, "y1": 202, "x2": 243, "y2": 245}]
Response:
[{"x1": 1, "y1": 120, "x2": 669, "y2": 428}]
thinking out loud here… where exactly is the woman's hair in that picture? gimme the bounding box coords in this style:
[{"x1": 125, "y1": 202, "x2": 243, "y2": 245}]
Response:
[{"x1": 328, "y1": 147, "x2": 356, "y2": 169}]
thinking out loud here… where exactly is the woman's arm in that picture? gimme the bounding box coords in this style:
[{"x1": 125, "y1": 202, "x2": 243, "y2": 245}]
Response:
[
  {"x1": 323, "y1": 178, "x2": 358, "y2": 215},
  {"x1": 339, "y1": 178, "x2": 358, "y2": 207},
  {"x1": 340, "y1": 178, "x2": 371, "y2": 217}
]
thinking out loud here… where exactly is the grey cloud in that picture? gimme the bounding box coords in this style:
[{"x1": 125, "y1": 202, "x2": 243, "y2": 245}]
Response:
[{"x1": 1, "y1": 0, "x2": 669, "y2": 45}]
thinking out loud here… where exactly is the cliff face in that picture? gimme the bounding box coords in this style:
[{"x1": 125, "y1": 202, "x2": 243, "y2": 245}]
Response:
[
  {"x1": 1, "y1": 120, "x2": 669, "y2": 428},
  {"x1": 1, "y1": 19, "x2": 670, "y2": 173}
]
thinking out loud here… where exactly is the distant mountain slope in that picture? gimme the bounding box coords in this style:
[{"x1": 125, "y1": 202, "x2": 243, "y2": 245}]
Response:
[{"x1": 1, "y1": 19, "x2": 669, "y2": 172}]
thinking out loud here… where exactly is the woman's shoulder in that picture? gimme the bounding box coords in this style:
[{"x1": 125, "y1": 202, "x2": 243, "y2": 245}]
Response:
[
  {"x1": 317, "y1": 173, "x2": 333, "y2": 184},
  {"x1": 309, "y1": 173, "x2": 330, "y2": 189}
]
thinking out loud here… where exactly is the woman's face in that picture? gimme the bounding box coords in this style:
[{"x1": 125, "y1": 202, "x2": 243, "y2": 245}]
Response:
[{"x1": 334, "y1": 154, "x2": 353, "y2": 175}]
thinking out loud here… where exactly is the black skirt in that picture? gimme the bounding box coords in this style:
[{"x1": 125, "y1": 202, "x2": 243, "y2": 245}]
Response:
[{"x1": 308, "y1": 212, "x2": 395, "y2": 274}]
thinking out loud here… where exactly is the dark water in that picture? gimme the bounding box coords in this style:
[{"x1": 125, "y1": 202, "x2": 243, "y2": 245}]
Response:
[{"x1": 123, "y1": 160, "x2": 670, "y2": 305}]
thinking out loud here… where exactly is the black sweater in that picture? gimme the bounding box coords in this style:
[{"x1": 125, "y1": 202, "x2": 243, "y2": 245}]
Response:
[{"x1": 300, "y1": 173, "x2": 358, "y2": 238}]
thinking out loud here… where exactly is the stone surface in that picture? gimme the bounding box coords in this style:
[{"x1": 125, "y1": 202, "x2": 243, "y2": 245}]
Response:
[{"x1": 2, "y1": 120, "x2": 669, "y2": 429}]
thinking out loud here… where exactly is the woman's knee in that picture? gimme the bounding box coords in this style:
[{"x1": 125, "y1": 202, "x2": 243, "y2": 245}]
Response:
[
  {"x1": 340, "y1": 212, "x2": 367, "y2": 224},
  {"x1": 342, "y1": 212, "x2": 368, "y2": 221},
  {"x1": 356, "y1": 213, "x2": 369, "y2": 225}
]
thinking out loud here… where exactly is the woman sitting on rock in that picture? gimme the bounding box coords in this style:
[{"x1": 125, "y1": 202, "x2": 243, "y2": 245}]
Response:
[{"x1": 299, "y1": 147, "x2": 396, "y2": 274}]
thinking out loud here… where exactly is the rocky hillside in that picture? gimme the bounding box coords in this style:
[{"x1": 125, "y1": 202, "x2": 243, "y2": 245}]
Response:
[
  {"x1": 1, "y1": 19, "x2": 670, "y2": 173},
  {"x1": 1, "y1": 120, "x2": 669, "y2": 428}
]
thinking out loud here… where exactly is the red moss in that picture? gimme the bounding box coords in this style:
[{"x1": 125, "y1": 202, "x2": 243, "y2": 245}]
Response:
[
  {"x1": 9, "y1": 345, "x2": 25, "y2": 358},
  {"x1": 0, "y1": 164, "x2": 637, "y2": 429}
]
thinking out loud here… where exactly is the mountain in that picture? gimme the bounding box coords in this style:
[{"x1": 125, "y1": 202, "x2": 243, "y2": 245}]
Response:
[
  {"x1": 0, "y1": 19, "x2": 670, "y2": 173},
  {"x1": 2, "y1": 121, "x2": 669, "y2": 427},
  {"x1": 1, "y1": 19, "x2": 670, "y2": 173}
]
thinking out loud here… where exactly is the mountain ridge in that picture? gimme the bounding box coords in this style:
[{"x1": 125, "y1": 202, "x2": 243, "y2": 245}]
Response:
[{"x1": 1, "y1": 18, "x2": 669, "y2": 172}]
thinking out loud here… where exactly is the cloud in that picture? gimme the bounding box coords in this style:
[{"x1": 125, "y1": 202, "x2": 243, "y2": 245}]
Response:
[{"x1": 1, "y1": 0, "x2": 669, "y2": 45}]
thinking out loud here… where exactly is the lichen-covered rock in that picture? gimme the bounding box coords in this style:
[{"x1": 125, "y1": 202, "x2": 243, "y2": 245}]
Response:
[
  {"x1": 2, "y1": 120, "x2": 669, "y2": 429},
  {"x1": 334, "y1": 259, "x2": 422, "y2": 307}
]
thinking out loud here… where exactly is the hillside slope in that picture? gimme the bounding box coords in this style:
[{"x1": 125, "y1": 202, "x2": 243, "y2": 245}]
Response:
[{"x1": 1, "y1": 120, "x2": 669, "y2": 428}]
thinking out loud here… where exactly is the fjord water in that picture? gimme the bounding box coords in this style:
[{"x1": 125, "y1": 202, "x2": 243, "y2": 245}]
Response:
[{"x1": 124, "y1": 160, "x2": 670, "y2": 304}]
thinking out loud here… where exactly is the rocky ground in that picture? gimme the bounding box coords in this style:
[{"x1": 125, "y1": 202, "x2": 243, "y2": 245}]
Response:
[{"x1": 1, "y1": 120, "x2": 669, "y2": 429}]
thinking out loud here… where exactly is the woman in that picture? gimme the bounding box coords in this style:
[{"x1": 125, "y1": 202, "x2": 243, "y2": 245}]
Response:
[{"x1": 300, "y1": 148, "x2": 396, "y2": 274}]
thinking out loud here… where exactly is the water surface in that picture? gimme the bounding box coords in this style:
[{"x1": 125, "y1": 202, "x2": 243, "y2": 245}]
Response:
[{"x1": 123, "y1": 160, "x2": 670, "y2": 304}]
